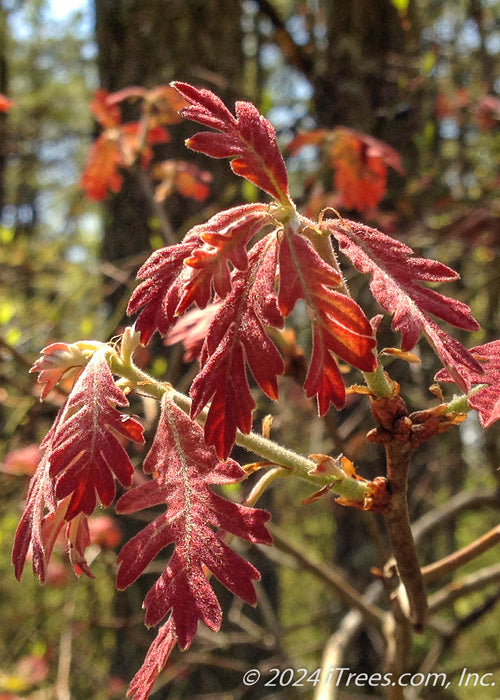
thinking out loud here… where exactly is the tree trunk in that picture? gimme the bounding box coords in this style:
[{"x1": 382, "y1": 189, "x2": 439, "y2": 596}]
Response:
[{"x1": 94, "y1": 0, "x2": 244, "y2": 284}]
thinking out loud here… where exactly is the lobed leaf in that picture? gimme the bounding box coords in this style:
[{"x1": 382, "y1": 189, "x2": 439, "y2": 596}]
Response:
[
  {"x1": 127, "y1": 619, "x2": 177, "y2": 700},
  {"x1": 323, "y1": 218, "x2": 482, "y2": 390},
  {"x1": 190, "y1": 233, "x2": 285, "y2": 457},
  {"x1": 288, "y1": 127, "x2": 404, "y2": 213},
  {"x1": 116, "y1": 395, "x2": 272, "y2": 651},
  {"x1": 81, "y1": 118, "x2": 168, "y2": 201},
  {"x1": 172, "y1": 81, "x2": 290, "y2": 203},
  {"x1": 127, "y1": 233, "x2": 201, "y2": 345},
  {"x1": 176, "y1": 203, "x2": 272, "y2": 314},
  {"x1": 48, "y1": 350, "x2": 144, "y2": 520},
  {"x1": 12, "y1": 446, "x2": 56, "y2": 582},
  {"x1": 278, "y1": 227, "x2": 377, "y2": 414}
]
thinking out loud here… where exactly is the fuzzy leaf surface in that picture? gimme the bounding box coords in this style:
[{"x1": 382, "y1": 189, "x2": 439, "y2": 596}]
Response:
[
  {"x1": 278, "y1": 227, "x2": 376, "y2": 413},
  {"x1": 324, "y1": 218, "x2": 482, "y2": 390},
  {"x1": 172, "y1": 81, "x2": 290, "y2": 203},
  {"x1": 127, "y1": 233, "x2": 200, "y2": 345},
  {"x1": 12, "y1": 419, "x2": 94, "y2": 581},
  {"x1": 47, "y1": 350, "x2": 144, "y2": 519},
  {"x1": 127, "y1": 619, "x2": 177, "y2": 700},
  {"x1": 436, "y1": 340, "x2": 500, "y2": 427},
  {"x1": 116, "y1": 396, "x2": 272, "y2": 651},
  {"x1": 190, "y1": 233, "x2": 285, "y2": 457},
  {"x1": 176, "y1": 203, "x2": 272, "y2": 314}
]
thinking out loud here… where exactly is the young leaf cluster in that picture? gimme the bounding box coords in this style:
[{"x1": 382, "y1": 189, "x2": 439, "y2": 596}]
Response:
[{"x1": 13, "y1": 81, "x2": 500, "y2": 700}]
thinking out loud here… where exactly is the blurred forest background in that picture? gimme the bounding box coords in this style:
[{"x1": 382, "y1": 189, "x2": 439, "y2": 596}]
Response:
[{"x1": 0, "y1": 0, "x2": 499, "y2": 698}]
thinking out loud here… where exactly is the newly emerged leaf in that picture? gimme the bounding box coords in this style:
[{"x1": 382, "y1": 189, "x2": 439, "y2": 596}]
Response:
[
  {"x1": 278, "y1": 226, "x2": 376, "y2": 413},
  {"x1": 30, "y1": 340, "x2": 104, "y2": 399},
  {"x1": 127, "y1": 232, "x2": 201, "y2": 345},
  {"x1": 127, "y1": 619, "x2": 177, "y2": 700},
  {"x1": 12, "y1": 439, "x2": 57, "y2": 582},
  {"x1": 288, "y1": 127, "x2": 404, "y2": 213},
  {"x1": 330, "y1": 128, "x2": 404, "y2": 212},
  {"x1": 12, "y1": 419, "x2": 93, "y2": 581},
  {"x1": 172, "y1": 81, "x2": 290, "y2": 203},
  {"x1": 116, "y1": 395, "x2": 272, "y2": 651},
  {"x1": 81, "y1": 122, "x2": 168, "y2": 201},
  {"x1": 323, "y1": 218, "x2": 482, "y2": 390},
  {"x1": 190, "y1": 233, "x2": 284, "y2": 458},
  {"x1": 47, "y1": 350, "x2": 144, "y2": 519},
  {"x1": 177, "y1": 203, "x2": 272, "y2": 314}
]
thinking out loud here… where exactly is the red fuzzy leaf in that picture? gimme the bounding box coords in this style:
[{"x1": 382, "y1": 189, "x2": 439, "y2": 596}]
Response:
[
  {"x1": 116, "y1": 395, "x2": 272, "y2": 651},
  {"x1": 278, "y1": 227, "x2": 376, "y2": 413},
  {"x1": 324, "y1": 218, "x2": 482, "y2": 390},
  {"x1": 127, "y1": 233, "x2": 200, "y2": 345},
  {"x1": 165, "y1": 303, "x2": 220, "y2": 362},
  {"x1": 437, "y1": 340, "x2": 500, "y2": 427},
  {"x1": 47, "y1": 350, "x2": 144, "y2": 519},
  {"x1": 127, "y1": 619, "x2": 177, "y2": 700},
  {"x1": 12, "y1": 442, "x2": 57, "y2": 582},
  {"x1": 12, "y1": 420, "x2": 95, "y2": 581},
  {"x1": 172, "y1": 81, "x2": 290, "y2": 203},
  {"x1": 128, "y1": 204, "x2": 273, "y2": 345},
  {"x1": 177, "y1": 203, "x2": 271, "y2": 314},
  {"x1": 190, "y1": 233, "x2": 285, "y2": 458}
]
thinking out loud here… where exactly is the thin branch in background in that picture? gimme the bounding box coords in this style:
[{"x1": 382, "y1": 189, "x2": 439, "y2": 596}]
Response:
[
  {"x1": 422, "y1": 525, "x2": 500, "y2": 584},
  {"x1": 55, "y1": 594, "x2": 76, "y2": 700},
  {"x1": 268, "y1": 523, "x2": 385, "y2": 632},
  {"x1": 314, "y1": 582, "x2": 383, "y2": 700},
  {"x1": 419, "y1": 591, "x2": 500, "y2": 676},
  {"x1": 428, "y1": 562, "x2": 500, "y2": 614},
  {"x1": 132, "y1": 165, "x2": 177, "y2": 246},
  {"x1": 0, "y1": 335, "x2": 32, "y2": 369},
  {"x1": 412, "y1": 489, "x2": 500, "y2": 545}
]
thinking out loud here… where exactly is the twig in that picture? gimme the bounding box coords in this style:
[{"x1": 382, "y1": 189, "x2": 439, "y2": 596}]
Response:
[
  {"x1": 109, "y1": 352, "x2": 374, "y2": 505},
  {"x1": 428, "y1": 562, "x2": 500, "y2": 614},
  {"x1": 412, "y1": 489, "x2": 500, "y2": 545},
  {"x1": 383, "y1": 439, "x2": 427, "y2": 630},
  {"x1": 133, "y1": 165, "x2": 177, "y2": 246},
  {"x1": 268, "y1": 523, "x2": 385, "y2": 631},
  {"x1": 422, "y1": 525, "x2": 500, "y2": 583},
  {"x1": 0, "y1": 335, "x2": 32, "y2": 369},
  {"x1": 314, "y1": 582, "x2": 383, "y2": 700}
]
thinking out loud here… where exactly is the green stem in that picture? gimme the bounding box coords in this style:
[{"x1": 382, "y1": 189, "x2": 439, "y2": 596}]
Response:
[
  {"x1": 364, "y1": 365, "x2": 394, "y2": 398},
  {"x1": 109, "y1": 353, "x2": 371, "y2": 503}
]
